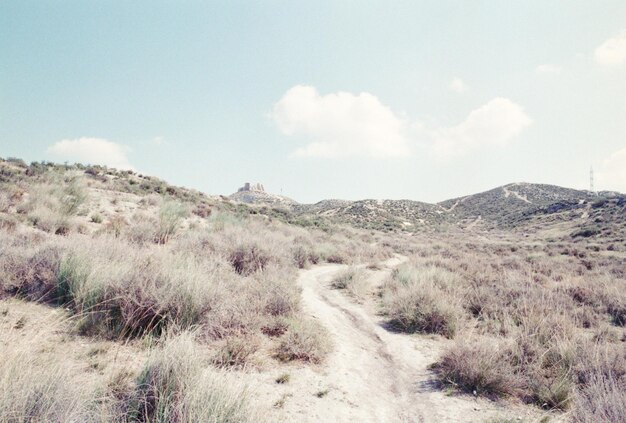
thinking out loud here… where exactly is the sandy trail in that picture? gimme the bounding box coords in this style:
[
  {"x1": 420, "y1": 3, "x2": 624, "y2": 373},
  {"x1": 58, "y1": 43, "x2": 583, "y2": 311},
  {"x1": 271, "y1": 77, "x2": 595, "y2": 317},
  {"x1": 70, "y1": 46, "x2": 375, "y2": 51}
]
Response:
[
  {"x1": 502, "y1": 185, "x2": 532, "y2": 204},
  {"x1": 264, "y1": 257, "x2": 533, "y2": 423}
]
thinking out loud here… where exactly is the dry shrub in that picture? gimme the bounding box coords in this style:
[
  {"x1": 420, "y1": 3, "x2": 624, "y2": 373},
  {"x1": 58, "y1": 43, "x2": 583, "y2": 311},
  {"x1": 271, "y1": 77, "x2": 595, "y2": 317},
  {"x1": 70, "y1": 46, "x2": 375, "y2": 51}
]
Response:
[
  {"x1": 155, "y1": 200, "x2": 188, "y2": 244},
  {"x1": 101, "y1": 215, "x2": 129, "y2": 238},
  {"x1": 290, "y1": 242, "x2": 319, "y2": 268},
  {"x1": 331, "y1": 267, "x2": 368, "y2": 300},
  {"x1": 435, "y1": 339, "x2": 526, "y2": 399},
  {"x1": 399, "y1": 233, "x2": 626, "y2": 414},
  {"x1": 0, "y1": 320, "x2": 105, "y2": 422},
  {"x1": 1, "y1": 325, "x2": 260, "y2": 422},
  {"x1": 20, "y1": 179, "x2": 87, "y2": 235},
  {"x1": 211, "y1": 335, "x2": 261, "y2": 369},
  {"x1": 203, "y1": 265, "x2": 299, "y2": 340},
  {"x1": 0, "y1": 191, "x2": 10, "y2": 212},
  {"x1": 0, "y1": 214, "x2": 18, "y2": 232},
  {"x1": 314, "y1": 242, "x2": 347, "y2": 264},
  {"x1": 61, "y1": 242, "x2": 223, "y2": 338},
  {"x1": 256, "y1": 266, "x2": 300, "y2": 317},
  {"x1": 0, "y1": 342, "x2": 96, "y2": 421},
  {"x1": 131, "y1": 332, "x2": 258, "y2": 423},
  {"x1": 229, "y1": 243, "x2": 272, "y2": 275},
  {"x1": 382, "y1": 265, "x2": 462, "y2": 338},
  {"x1": 276, "y1": 318, "x2": 331, "y2": 364},
  {"x1": 1, "y1": 233, "x2": 227, "y2": 338},
  {"x1": 571, "y1": 374, "x2": 626, "y2": 423},
  {"x1": 0, "y1": 240, "x2": 62, "y2": 302},
  {"x1": 138, "y1": 193, "x2": 161, "y2": 207}
]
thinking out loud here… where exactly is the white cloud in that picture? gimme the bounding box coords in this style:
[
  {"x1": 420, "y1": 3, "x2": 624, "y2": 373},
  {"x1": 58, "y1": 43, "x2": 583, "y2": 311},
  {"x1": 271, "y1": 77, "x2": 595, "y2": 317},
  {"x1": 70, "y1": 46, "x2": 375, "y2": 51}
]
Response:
[
  {"x1": 596, "y1": 148, "x2": 626, "y2": 192},
  {"x1": 449, "y1": 77, "x2": 468, "y2": 93},
  {"x1": 594, "y1": 30, "x2": 626, "y2": 66},
  {"x1": 271, "y1": 85, "x2": 411, "y2": 158},
  {"x1": 430, "y1": 98, "x2": 532, "y2": 158},
  {"x1": 47, "y1": 137, "x2": 133, "y2": 170},
  {"x1": 535, "y1": 64, "x2": 562, "y2": 75},
  {"x1": 271, "y1": 86, "x2": 531, "y2": 160}
]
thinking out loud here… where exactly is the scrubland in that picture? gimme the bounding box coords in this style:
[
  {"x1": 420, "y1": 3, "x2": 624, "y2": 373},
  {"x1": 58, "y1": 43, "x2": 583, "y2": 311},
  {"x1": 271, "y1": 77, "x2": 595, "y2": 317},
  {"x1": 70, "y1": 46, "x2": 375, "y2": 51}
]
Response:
[
  {"x1": 0, "y1": 159, "x2": 389, "y2": 422},
  {"x1": 379, "y1": 234, "x2": 625, "y2": 422},
  {"x1": 0, "y1": 157, "x2": 624, "y2": 422}
]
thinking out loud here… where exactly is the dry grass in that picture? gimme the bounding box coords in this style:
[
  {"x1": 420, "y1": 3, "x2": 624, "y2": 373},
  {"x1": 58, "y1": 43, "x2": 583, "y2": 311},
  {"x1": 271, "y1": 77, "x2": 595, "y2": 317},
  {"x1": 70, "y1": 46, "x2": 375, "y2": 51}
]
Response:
[
  {"x1": 131, "y1": 332, "x2": 259, "y2": 423},
  {"x1": 571, "y1": 373, "x2": 626, "y2": 423},
  {"x1": 0, "y1": 303, "x2": 261, "y2": 422},
  {"x1": 276, "y1": 318, "x2": 331, "y2": 364},
  {"x1": 0, "y1": 338, "x2": 98, "y2": 421},
  {"x1": 331, "y1": 267, "x2": 368, "y2": 300},
  {"x1": 381, "y1": 265, "x2": 463, "y2": 338},
  {"x1": 0, "y1": 166, "x2": 393, "y2": 420},
  {"x1": 382, "y1": 233, "x2": 626, "y2": 417},
  {"x1": 3, "y1": 159, "x2": 623, "y2": 420},
  {"x1": 434, "y1": 339, "x2": 525, "y2": 399}
]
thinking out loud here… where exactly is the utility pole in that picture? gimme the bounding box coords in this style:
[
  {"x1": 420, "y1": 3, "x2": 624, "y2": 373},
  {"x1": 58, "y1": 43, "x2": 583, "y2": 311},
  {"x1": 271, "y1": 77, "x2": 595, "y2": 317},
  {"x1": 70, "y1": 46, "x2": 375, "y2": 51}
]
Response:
[{"x1": 590, "y1": 166, "x2": 595, "y2": 194}]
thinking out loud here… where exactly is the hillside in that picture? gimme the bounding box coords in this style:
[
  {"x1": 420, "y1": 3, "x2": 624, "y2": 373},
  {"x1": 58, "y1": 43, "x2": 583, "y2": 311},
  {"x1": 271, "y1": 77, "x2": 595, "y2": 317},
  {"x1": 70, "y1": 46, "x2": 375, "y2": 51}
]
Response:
[
  {"x1": 439, "y1": 182, "x2": 609, "y2": 224},
  {"x1": 1, "y1": 156, "x2": 625, "y2": 422},
  {"x1": 227, "y1": 180, "x2": 625, "y2": 246}
]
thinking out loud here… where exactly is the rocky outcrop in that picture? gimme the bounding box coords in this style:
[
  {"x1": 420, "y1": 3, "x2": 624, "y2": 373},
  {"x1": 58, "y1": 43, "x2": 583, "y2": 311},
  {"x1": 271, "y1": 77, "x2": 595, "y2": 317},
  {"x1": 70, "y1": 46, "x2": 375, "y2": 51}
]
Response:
[
  {"x1": 238, "y1": 182, "x2": 265, "y2": 193},
  {"x1": 230, "y1": 182, "x2": 297, "y2": 206}
]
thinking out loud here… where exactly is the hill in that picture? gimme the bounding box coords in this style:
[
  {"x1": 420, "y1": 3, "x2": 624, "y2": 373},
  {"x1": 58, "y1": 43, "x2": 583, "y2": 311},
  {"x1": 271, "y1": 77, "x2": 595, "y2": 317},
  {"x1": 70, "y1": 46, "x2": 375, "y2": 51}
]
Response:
[
  {"x1": 228, "y1": 180, "x2": 624, "y2": 242},
  {"x1": 1, "y1": 156, "x2": 625, "y2": 422}
]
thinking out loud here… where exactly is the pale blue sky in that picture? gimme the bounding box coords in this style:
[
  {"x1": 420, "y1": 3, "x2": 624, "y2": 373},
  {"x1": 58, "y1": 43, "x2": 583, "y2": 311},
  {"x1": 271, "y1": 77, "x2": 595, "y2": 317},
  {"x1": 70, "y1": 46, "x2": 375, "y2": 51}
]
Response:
[{"x1": 1, "y1": 1, "x2": 626, "y2": 202}]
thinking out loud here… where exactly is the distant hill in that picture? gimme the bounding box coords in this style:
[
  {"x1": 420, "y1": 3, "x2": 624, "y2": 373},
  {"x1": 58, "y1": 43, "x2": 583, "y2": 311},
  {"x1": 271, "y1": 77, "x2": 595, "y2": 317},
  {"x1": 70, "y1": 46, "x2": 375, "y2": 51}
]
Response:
[
  {"x1": 293, "y1": 199, "x2": 447, "y2": 231},
  {"x1": 440, "y1": 183, "x2": 593, "y2": 224},
  {"x1": 228, "y1": 181, "x2": 624, "y2": 236},
  {"x1": 438, "y1": 182, "x2": 622, "y2": 227}
]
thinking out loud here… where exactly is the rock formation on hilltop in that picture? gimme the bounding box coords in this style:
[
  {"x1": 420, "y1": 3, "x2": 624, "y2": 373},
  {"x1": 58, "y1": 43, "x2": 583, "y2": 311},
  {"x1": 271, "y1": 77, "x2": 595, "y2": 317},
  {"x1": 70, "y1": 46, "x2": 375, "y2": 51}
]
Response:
[
  {"x1": 229, "y1": 182, "x2": 296, "y2": 206},
  {"x1": 238, "y1": 182, "x2": 265, "y2": 193}
]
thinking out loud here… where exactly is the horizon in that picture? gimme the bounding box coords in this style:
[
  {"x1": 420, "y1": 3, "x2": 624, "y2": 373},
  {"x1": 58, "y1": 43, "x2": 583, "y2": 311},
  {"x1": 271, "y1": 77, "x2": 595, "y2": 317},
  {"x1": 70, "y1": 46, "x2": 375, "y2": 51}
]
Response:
[
  {"x1": 2, "y1": 2, "x2": 626, "y2": 202},
  {"x1": 6, "y1": 154, "x2": 620, "y2": 204}
]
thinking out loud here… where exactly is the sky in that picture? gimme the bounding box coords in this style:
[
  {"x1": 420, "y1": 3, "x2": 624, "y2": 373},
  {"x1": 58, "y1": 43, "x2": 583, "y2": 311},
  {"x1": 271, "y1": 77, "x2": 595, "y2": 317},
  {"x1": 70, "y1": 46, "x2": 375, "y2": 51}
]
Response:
[{"x1": 1, "y1": 1, "x2": 626, "y2": 203}]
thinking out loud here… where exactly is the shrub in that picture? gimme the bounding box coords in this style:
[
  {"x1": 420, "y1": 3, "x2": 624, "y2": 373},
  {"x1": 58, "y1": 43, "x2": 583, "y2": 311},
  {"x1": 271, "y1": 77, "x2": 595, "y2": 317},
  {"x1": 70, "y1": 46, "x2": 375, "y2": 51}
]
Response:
[
  {"x1": 229, "y1": 243, "x2": 271, "y2": 275},
  {"x1": 59, "y1": 177, "x2": 87, "y2": 216},
  {"x1": 435, "y1": 340, "x2": 526, "y2": 399},
  {"x1": 0, "y1": 242, "x2": 62, "y2": 302},
  {"x1": 291, "y1": 243, "x2": 319, "y2": 268},
  {"x1": 9, "y1": 236, "x2": 222, "y2": 338},
  {"x1": 276, "y1": 318, "x2": 331, "y2": 364},
  {"x1": 571, "y1": 374, "x2": 626, "y2": 423},
  {"x1": 130, "y1": 332, "x2": 257, "y2": 423},
  {"x1": 331, "y1": 267, "x2": 367, "y2": 300},
  {"x1": 0, "y1": 329, "x2": 99, "y2": 422},
  {"x1": 155, "y1": 200, "x2": 188, "y2": 244},
  {"x1": 572, "y1": 228, "x2": 600, "y2": 238},
  {"x1": 0, "y1": 191, "x2": 9, "y2": 212},
  {"x1": 382, "y1": 266, "x2": 462, "y2": 338},
  {"x1": 211, "y1": 335, "x2": 260, "y2": 369}
]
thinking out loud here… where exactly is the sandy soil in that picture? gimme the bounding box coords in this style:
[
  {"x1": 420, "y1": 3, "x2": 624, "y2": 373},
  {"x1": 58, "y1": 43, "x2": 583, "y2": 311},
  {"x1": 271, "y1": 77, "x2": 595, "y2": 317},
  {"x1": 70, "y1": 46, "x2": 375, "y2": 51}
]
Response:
[{"x1": 254, "y1": 258, "x2": 555, "y2": 423}]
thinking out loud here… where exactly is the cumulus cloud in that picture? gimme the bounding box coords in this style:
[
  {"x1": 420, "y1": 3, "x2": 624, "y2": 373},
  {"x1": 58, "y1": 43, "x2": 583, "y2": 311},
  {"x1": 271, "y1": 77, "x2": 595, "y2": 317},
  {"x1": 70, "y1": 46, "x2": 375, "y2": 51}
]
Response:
[
  {"x1": 596, "y1": 148, "x2": 626, "y2": 193},
  {"x1": 535, "y1": 64, "x2": 562, "y2": 75},
  {"x1": 271, "y1": 85, "x2": 411, "y2": 158},
  {"x1": 595, "y1": 30, "x2": 626, "y2": 66},
  {"x1": 430, "y1": 98, "x2": 532, "y2": 158},
  {"x1": 449, "y1": 77, "x2": 468, "y2": 93},
  {"x1": 272, "y1": 86, "x2": 531, "y2": 160},
  {"x1": 47, "y1": 137, "x2": 133, "y2": 170}
]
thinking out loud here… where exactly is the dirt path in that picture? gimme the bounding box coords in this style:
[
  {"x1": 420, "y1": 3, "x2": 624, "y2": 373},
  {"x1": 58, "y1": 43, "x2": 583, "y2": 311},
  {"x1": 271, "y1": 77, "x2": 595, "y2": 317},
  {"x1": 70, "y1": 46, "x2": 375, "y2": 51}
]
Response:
[
  {"x1": 261, "y1": 257, "x2": 541, "y2": 422},
  {"x1": 502, "y1": 185, "x2": 532, "y2": 204}
]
